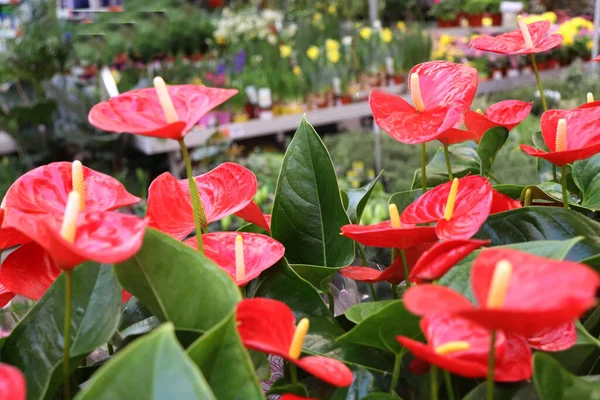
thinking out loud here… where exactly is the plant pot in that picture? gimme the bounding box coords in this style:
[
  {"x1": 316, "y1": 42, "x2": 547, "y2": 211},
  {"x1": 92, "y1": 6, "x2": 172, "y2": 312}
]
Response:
[
  {"x1": 467, "y1": 14, "x2": 483, "y2": 27},
  {"x1": 232, "y1": 112, "x2": 249, "y2": 123},
  {"x1": 536, "y1": 61, "x2": 549, "y2": 71},
  {"x1": 492, "y1": 12, "x2": 502, "y2": 26},
  {"x1": 559, "y1": 59, "x2": 570, "y2": 67},
  {"x1": 547, "y1": 59, "x2": 560, "y2": 70},
  {"x1": 114, "y1": 53, "x2": 128, "y2": 65},
  {"x1": 340, "y1": 95, "x2": 353, "y2": 105},
  {"x1": 208, "y1": 0, "x2": 224, "y2": 8},
  {"x1": 437, "y1": 17, "x2": 459, "y2": 28},
  {"x1": 391, "y1": 75, "x2": 405, "y2": 85}
]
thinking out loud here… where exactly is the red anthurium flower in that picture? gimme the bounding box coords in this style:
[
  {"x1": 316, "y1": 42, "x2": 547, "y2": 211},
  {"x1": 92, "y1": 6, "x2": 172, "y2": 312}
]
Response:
[
  {"x1": 234, "y1": 201, "x2": 271, "y2": 232},
  {"x1": 88, "y1": 81, "x2": 237, "y2": 139},
  {"x1": 0, "y1": 363, "x2": 26, "y2": 400},
  {"x1": 184, "y1": 232, "x2": 284, "y2": 286},
  {"x1": 464, "y1": 100, "x2": 533, "y2": 141},
  {"x1": 0, "y1": 283, "x2": 14, "y2": 308},
  {"x1": 236, "y1": 298, "x2": 354, "y2": 387},
  {"x1": 527, "y1": 321, "x2": 576, "y2": 352},
  {"x1": 490, "y1": 190, "x2": 522, "y2": 214},
  {"x1": 147, "y1": 162, "x2": 257, "y2": 240},
  {"x1": 404, "y1": 248, "x2": 599, "y2": 336},
  {"x1": 340, "y1": 221, "x2": 438, "y2": 249},
  {"x1": 401, "y1": 176, "x2": 493, "y2": 240},
  {"x1": 281, "y1": 395, "x2": 317, "y2": 400},
  {"x1": 370, "y1": 61, "x2": 478, "y2": 144},
  {"x1": 4, "y1": 198, "x2": 147, "y2": 270},
  {"x1": 469, "y1": 20, "x2": 562, "y2": 55},
  {"x1": 397, "y1": 314, "x2": 532, "y2": 381},
  {"x1": 409, "y1": 239, "x2": 490, "y2": 283},
  {"x1": 521, "y1": 106, "x2": 600, "y2": 166}
]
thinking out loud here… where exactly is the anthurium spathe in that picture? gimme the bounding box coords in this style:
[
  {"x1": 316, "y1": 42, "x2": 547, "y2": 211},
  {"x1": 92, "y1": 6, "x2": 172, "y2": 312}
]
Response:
[
  {"x1": 184, "y1": 232, "x2": 285, "y2": 286},
  {"x1": 464, "y1": 101, "x2": 533, "y2": 141},
  {"x1": 370, "y1": 61, "x2": 478, "y2": 144},
  {"x1": 397, "y1": 314, "x2": 532, "y2": 381},
  {"x1": 88, "y1": 80, "x2": 237, "y2": 139},
  {"x1": 146, "y1": 162, "x2": 258, "y2": 240},
  {"x1": 468, "y1": 19, "x2": 563, "y2": 55},
  {"x1": 234, "y1": 201, "x2": 271, "y2": 232},
  {"x1": 490, "y1": 189, "x2": 522, "y2": 214},
  {"x1": 404, "y1": 248, "x2": 599, "y2": 336},
  {"x1": 0, "y1": 363, "x2": 26, "y2": 400},
  {"x1": 0, "y1": 283, "x2": 14, "y2": 308},
  {"x1": 521, "y1": 106, "x2": 600, "y2": 166},
  {"x1": 527, "y1": 322, "x2": 576, "y2": 351},
  {"x1": 401, "y1": 176, "x2": 493, "y2": 240},
  {"x1": 236, "y1": 298, "x2": 354, "y2": 387}
]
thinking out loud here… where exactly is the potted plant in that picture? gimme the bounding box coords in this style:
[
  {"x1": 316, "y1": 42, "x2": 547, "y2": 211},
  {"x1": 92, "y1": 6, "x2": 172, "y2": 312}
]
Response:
[
  {"x1": 487, "y1": 0, "x2": 502, "y2": 26},
  {"x1": 428, "y1": 0, "x2": 460, "y2": 28},
  {"x1": 462, "y1": 0, "x2": 489, "y2": 27}
]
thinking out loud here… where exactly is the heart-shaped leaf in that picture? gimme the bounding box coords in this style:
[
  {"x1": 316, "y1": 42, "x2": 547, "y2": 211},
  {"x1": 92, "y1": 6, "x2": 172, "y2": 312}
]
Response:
[
  {"x1": 534, "y1": 352, "x2": 600, "y2": 400},
  {"x1": 388, "y1": 189, "x2": 424, "y2": 214},
  {"x1": 342, "y1": 171, "x2": 383, "y2": 224},
  {"x1": 75, "y1": 323, "x2": 215, "y2": 400},
  {"x1": 187, "y1": 312, "x2": 265, "y2": 400},
  {"x1": 271, "y1": 116, "x2": 354, "y2": 267},
  {"x1": 412, "y1": 143, "x2": 481, "y2": 189},
  {"x1": 477, "y1": 127, "x2": 509, "y2": 176},
  {"x1": 463, "y1": 382, "x2": 534, "y2": 400},
  {"x1": 474, "y1": 207, "x2": 600, "y2": 261},
  {"x1": 573, "y1": 154, "x2": 600, "y2": 211},
  {"x1": 291, "y1": 264, "x2": 340, "y2": 292},
  {"x1": 345, "y1": 301, "x2": 395, "y2": 324},
  {"x1": 337, "y1": 300, "x2": 421, "y2": 354},
  {"x1": 1, "y1": 263, "x2": 121, "y2": 400},
  {"x1": 115, "y1": 228, "x2": 241, "y2": 333}
]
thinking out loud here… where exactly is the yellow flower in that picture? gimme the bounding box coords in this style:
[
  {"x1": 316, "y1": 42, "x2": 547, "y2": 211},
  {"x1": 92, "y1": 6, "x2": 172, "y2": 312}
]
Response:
[
  {"x1": 327, "y1": 50, "x2": 340, "y2": 63},
  {"x1": 280, "y1": 45, "x2": 292, "y2": 58},
  {"x1": 216, "y1": 35, "x2": 227, "y2": 45},
  {"x1": 482, "y1": 17, "x2": 493, "y2": 27},
  {"x1": 587, "y1": 40, "x2": 594, "y2": 50},
  {"x1": 293, "y1": 66, "x2": 301, "y2": 75},
  {"x1": 359, "y1": 27, "x2": 372, "y2": 40},
  {"x1": 327, "y1": 4, "x2": 336, "y2": 14},
  {"x1": 111, "y1": 69, "x2": 121, "y2": 84},
  {"x1": 313, "y1": 13, "x2": 322, "y2": 24},
  {"x1": 192, "y1": 77, "x2": 203, "y2": 86},
  {"x1": 439, "y1": 34, "x2": 454, "y2": 46},
  {"x1": 380, "y1": 28, "x2": 393, "y2": 43},
  {"x1": 325, "y1": 39, "x2": 340, "y2": 51},
  {"x1": 397, "y1": 21, "x2": 406, "y2": 32},
  {"x1": 306, "y1": 45, "x2": 320, "y2": 61}
]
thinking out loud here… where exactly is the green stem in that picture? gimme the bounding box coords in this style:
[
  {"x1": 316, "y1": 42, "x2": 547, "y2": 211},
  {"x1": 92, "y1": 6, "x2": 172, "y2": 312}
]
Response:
[
  {"x1": 391, "y1": 284, "x2": 399, "y2": 299},
  {"x1": 561, "y1": 165, "x2": 569, "y2": 209},
  {"x1": 368, "y1": 283, "x2": 378, "y2": 301},
  {"x1": 327, "y1": 291, "x2": 335, "y2": 314},
  {"x1": 107, "y1": 343, "x2": 114, "y2": 356},
  {"x1": 486, "y1": 330, "x2": 497, "y2": 400},
  {"x1": 63, "y1": 270, "x2": 73, "y2": 400},
  {"x1": 400, "y1": 250, "x2": 411, "y2": 289},
  {"x1": 443, "y1": 145, "x2": 453, "y2": 181},
  {"x1": 444, "y1": 371, "x2": 455, "y2": 400},
  {"x1": 430, "y1": 365, "x2": 439, "y2": 400},
  {"x1": 178, "y1": 139, "x2": 204, "y2": 253},
  {"x1": 529, "y1": 54, "x2": 548, "y2": 112},
  {"x1": 358, "y1": 243, "x2": 369, "y2": 266},
  {"x1": 389, "y1": 352, "x2": 403, "y2": 396},
  {"x1": 421, "y1": 143, "x2": 427, "y2": 193},
  {"x1": 552, "y1": 165, "x2": 558, "y2": 182},
  {"x1": 487, "y1": 172, "x2": 502, "y2": 185}
]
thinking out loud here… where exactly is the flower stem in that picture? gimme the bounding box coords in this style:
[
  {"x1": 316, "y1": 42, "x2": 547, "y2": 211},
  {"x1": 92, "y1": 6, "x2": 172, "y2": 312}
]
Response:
[
  {"x1": 290, "y1": 363, "x2": 299, "y2": 385},
  {"x1": 391, "y1": 284, "x2": 399, "y2": 299},
  {"x1": 529, "y1": 54, "x2": 548, "y2": 112},
  {"x1": 487, "y1": 172, "x2": 501, "y2": 185},
  {"x1": 561, "y1": 165, "x2": 569, "y2": 209},
  {"x1": 368, "y1": 283, "x2": 378, "y2": 301},
  {"x1": 486, "y1": 330, "x2": 497, "y2": 400},
  {"x1": 389, "y1": 352, "x2": 403, "y2": 395},
  {"x1": 430, "y1": 365, "x2": 439, "y2": 400},
  {"x1": 400, "y1": 250, "x2": 411, "y2": 289},
  {"x1": 107, "y1": 342, "x2": 114, "y2": 356},
  {"x1": 444, "y1": 371, "x2": 455, "y2": 400},
  {"x1": 178, "y1": 139, "x2": 204, "y2": 253},
  {"x1": 63, "y1": 270, "x2": 73, "y2": 400},
  {"x1": 443, "y1": 145, "x2": 453, "y2": 181},
  {"x1": 327, "y1": 291, "x2": 335, "y2": 314},
  {"x1": 421, "y1": 143, "x2": 427, "y2": 193},
  {"x1": 552, "y1": 165, "x2": 558, "y2": 182}
]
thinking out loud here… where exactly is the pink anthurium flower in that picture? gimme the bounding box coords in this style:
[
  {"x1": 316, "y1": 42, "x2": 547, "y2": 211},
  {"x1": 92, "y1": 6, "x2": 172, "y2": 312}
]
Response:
[
  {"x1": 236, "y1": 298, "x2": 354, "y2": 387},
  {"x1": 469, "y1": 20, "x2": 562, "y2": 55},
  {"x1": 235, "y1": 201, "x2": 271, "y2": 232},
  {"x1": 0, "y1": 363, "x2": 26, "y2": 400},
  {"x1": 464, "y1": 101, "x2": 533, "y2": 141},
  {"x1": 184, "y1": 232, "x2": 284, "y2": 286}
]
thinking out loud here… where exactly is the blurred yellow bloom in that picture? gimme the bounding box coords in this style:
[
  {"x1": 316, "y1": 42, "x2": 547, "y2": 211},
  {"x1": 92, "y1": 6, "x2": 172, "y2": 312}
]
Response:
[
  {"x1": 381, "y1": 28, "x2": 393, "y2": 43},
  {"x1": 327, "y1": 50, "x2": 340, "y2": 63},
  {"x1": 313, "y1": 13, "x2": 323, "y2": 24},
  {"x1": 293, "y1": 66, "x2": 301, "y2": 75},
  {"x1": 111, "y1": 69, "x2": 121, "y2": 84},
  {"x1": 587, "y1": 40, "x2": 594, "y2": 50},
  {"x1": 216, "y1": 35, "x2": 226, "y2": 45},
  {"x1": 482, "y1": 17, "x2": 493, "y2": 27},
  {"x1": 280, "y1": 45, "x2": 292, "y2": 58},
  {"x1": 325, "y1": 39, "x2": 340, "y2": 51},
  {"x1": 307, "y1": 45, "x2": 320, "y2": 61},
  {"x1": 328, "y1": 4, "x2": 336, "y2": 14},
  {"x1": 192, "y1": 77, "x2": 203, "y2": 86},
  {"x1": 397, "y1": 21, "x2": 406, "y2": 32},
  {"x1": 360, "y1": 27, "x2": 372, "y2": 40}
]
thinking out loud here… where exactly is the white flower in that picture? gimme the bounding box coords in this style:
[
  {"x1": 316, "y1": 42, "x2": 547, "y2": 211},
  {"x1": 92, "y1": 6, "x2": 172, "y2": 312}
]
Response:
[
  {"x1": 342, "y1": 36, "x2": 353, "y2": 47},
  {"x1": 372, "y1": 19, "x2": 382, "y2": 30}
]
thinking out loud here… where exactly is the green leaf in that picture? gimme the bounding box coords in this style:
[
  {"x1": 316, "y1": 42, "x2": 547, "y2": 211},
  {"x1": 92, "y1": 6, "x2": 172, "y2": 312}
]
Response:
[
  {"x1": 331, "y1": 367, "x2": 385, "y2": 399},
  {"x1": 534, "y1": 352, "x2": 600, "y2": 400},
  {"x1": 532, "y1": 131, "x2": 549, "y2": 152},
  {"x1": 74, "y1": 323, "x2": 215, "y2": 400},
  {"x1": 412, "y1": 143, "x2": 481, "y2": 189},
  {"x1": 271, "y1": 116, "x2": 354, "y2": 267},
  {"x1": 475, "y1": 207, "x2": 600, "y2": 261},
  {"x1": 476, "y1": 127, "x2": 509, "y2": 176},
  {"x1": 248, "y1": 260, "x2": 394, "y2": 372},
  {"x1": 463, "y1": 382, "x2": 535, "y2": 400},
  {"x1": 361, "y1": 394, "x2": 400, "y2": 400},
  {"x1": 388, "y1": 188, "x2": 424, "y2": 214},
  {"x1": 493, "y1": 184, "x2": 523, "y2": 199},
  {"x1": 573, "y1": 154, "x2": 600, "y2": 211},
  {"x1": 345, "y1": 301, "x2": 395, "y2": 324},
  {"x1": 439, "y1": 239, "x2": 582, "y2": 303},
  {"x1": 2, "y1": 263, "x2": 121, "y2": 400},
  {"x1": 551, "y1": 321, "x2": 600, "y2": 375},
  {"x1": 337, "y1": 300, "x2": 421, "y2": 354},
  {"x1": 187, "y1": 312, "x2": 264, "y2": 400},
  {"x1": 342, "y1": 171, "x2": 383, "y2": 224},
  {"x1": 291, "y1": 264, "x2": 340, "y2": 292},
  {"x1": 115, "y1": 228, "x2": 241, "y2": 333}
]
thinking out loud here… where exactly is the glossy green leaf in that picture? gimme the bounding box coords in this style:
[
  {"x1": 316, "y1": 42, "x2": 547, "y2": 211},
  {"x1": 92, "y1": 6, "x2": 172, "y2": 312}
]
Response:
[
  {"x1": 477, "y1": 127, "x2": 509, "y2": 176},
  {"x1": 463, "y1": 382, "x2": 534, "y2": 400},
  {"x1": 271, "y1": 116, "x2": 354, "y2": 267},
  {"x1": 412, "y1": 143, "x2": 481, "y2": 189},
  {"x1": 115, "y1": 228, "x2": 241, "y2": 333},
  {"x1": 248, "y1": 260, "x2": 394, "y2": 372},
  {"x1": 331, "y1": 367, "x2": 385, "y2": 399},
  {"x1": 551, "y1": 321, "x2": 600, "y2": 375},
  {"x1": 439, "y1": 239, "x2": 581, "y2": 303},
  {"x1": 573, "y1": 154, "x2": 600, "y2": 211},
  {"x1": 361, "y1": 394, "x2": 400, "y2": 400},
  {"x1": 493, "y1": 184, "x2": 523, "y2": 199},
  {"x1": 532, "y1": 131, "x2": 548, "y2": 152},
  {"x1": 337, "y1": 300, "x2": 421, "y2": 354},
  {"x1": 388, "y1": 189, "x2": 424, "y2": 214},
  {"x1": 187, "y1": 312, "x2": 264, "y2": 400},
  {"x1": 291, "y1": 264, "x2": 340, "y2": 292},
  {"x1": 345, "y1": 301, "x2": 395, "y2": 324},
  {"x1": 534, "y1": 352, "x2": 600, "y2": 400},
  {"x1": 1, "y1": 264, "x2": 120, "y2": 400},
  {"x1": 474, "y1": 207, "x2": 600, "y2": 262},
  {"x1": 75, "y1": 323, "x2": 215, "y2": 400},
  {"x1": 342, "y1": 171, "x2": 383, "y2": 224}
]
